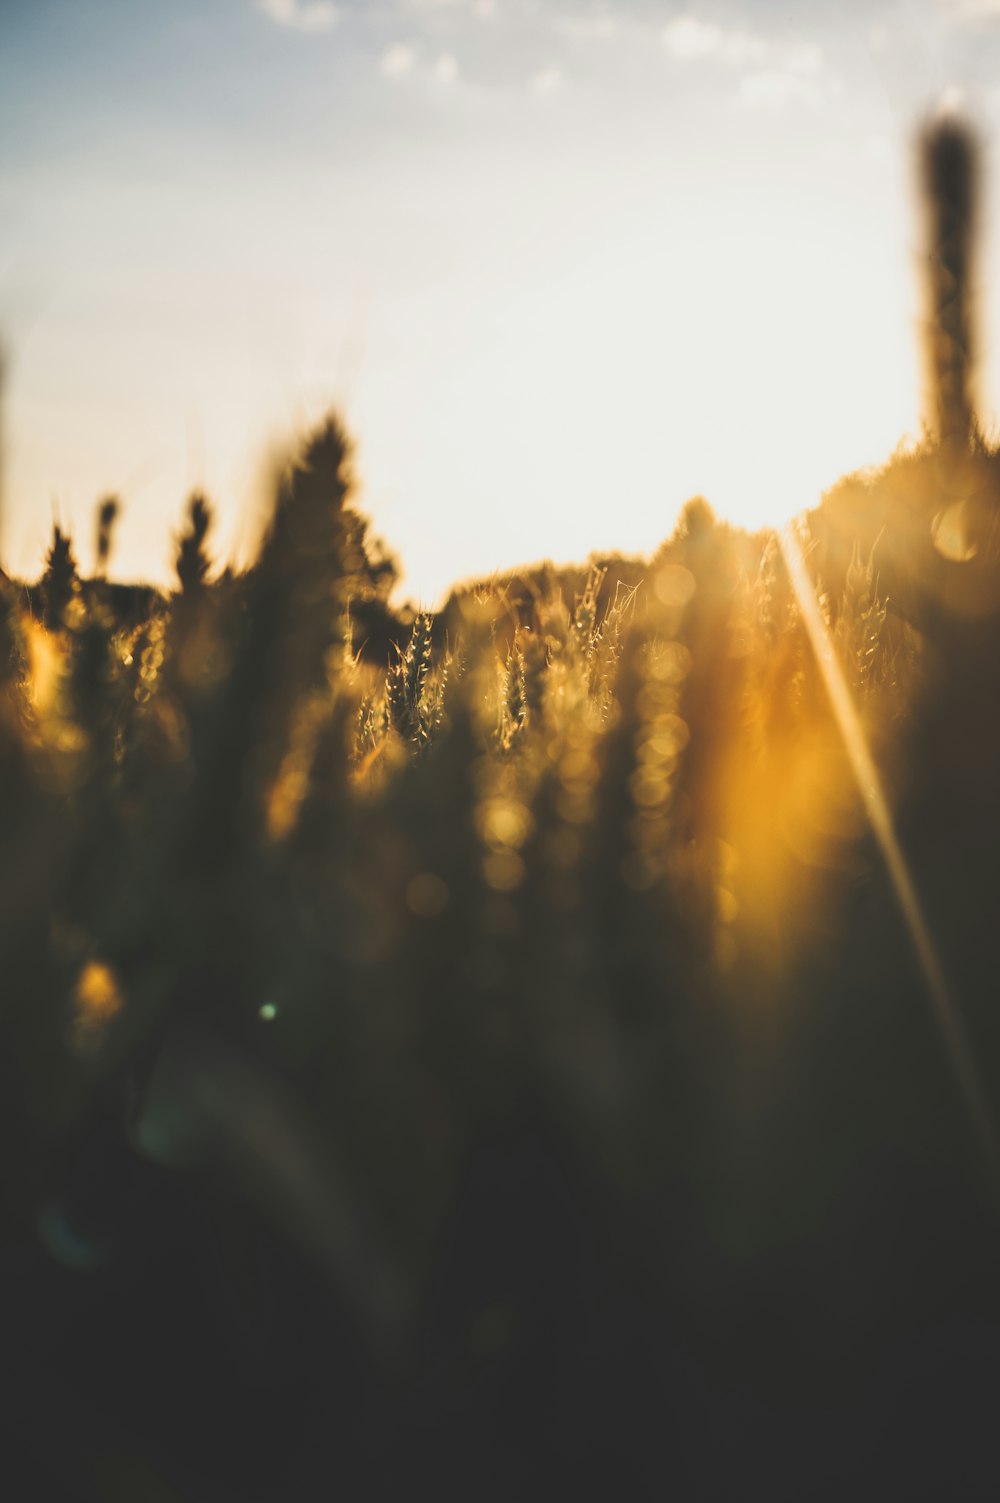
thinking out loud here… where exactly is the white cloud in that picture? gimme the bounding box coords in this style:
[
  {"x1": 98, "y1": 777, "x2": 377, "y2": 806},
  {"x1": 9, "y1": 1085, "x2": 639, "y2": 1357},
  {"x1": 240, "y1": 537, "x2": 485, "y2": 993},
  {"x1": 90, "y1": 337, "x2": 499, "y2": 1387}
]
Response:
[
  {"x1": 531, "y1": 66, "x2": 564, "y2": 95},
  {"x1": 661, "y1": 15, "x2": 767, "y2": 66},
  {"x1": 435, "y1": 52, "x2": 459, "y2": 83},
  {"x1": 659, "y1": 15, "x2": 830, "y2": 108},
  {"x1": 257, "y1": 0, "x2": 339, "y2": 34},
  {"x1": 938, "y1": 0, "x2": 1000, "y2": 19},
  {"x1": 474, "y1": 0, "x2": 497, "y2": 16},
  {"x1": 785, "y1": 41, "x2": 823, "y2": 77},
  {"x1": 381, "y1": 44, "x2": 417, "y2": 78},
  {"x1": 736, "y1": 37, "x2": 836, "y2": 110},
  {"x1": 554, "y1": 13, "x2": 618, "y2": 42},
  {"x1": 737, "y1": 70, "x2": 822, "y2": 110},
  {"x1": 661, "y1": 15, "x2": 722, "y2": 59}
]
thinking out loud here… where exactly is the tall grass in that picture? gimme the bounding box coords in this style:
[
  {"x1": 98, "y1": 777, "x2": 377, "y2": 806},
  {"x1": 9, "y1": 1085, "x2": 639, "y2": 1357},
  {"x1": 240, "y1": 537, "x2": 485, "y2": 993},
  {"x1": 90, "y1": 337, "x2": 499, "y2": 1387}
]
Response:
[{"x1": 4, "y1": 117, "x2": 1000, "y2": 1499}]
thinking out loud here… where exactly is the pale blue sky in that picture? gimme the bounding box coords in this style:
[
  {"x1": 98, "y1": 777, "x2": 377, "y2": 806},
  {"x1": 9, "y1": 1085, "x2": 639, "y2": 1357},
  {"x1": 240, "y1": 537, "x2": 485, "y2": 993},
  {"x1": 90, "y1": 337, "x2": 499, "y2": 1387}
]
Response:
[{"x1": 4, "y1": 0, "x2": 1000, "y2": 599}]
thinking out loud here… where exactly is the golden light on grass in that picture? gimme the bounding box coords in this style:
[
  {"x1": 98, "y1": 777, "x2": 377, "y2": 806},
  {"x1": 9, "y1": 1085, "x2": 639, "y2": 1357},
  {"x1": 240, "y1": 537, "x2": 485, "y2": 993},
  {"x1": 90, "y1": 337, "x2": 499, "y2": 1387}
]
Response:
[
  {"x1": 932, "y1": 498, "x2": 978, "y2": 563},
  {"x1": 475, "y1": 796, "x2": 534, "y2": 852},
  {"x1": 73, "y1": 959, "x2": 124, "y2": 1047},
  {"x1": 24, "y1": 619, "x2": 61, "y2": 714},
  {"x1": 780, "y1": 520, "x2": 1000, "y2": 1172},
  {"x1": 482, "y1": 849, "x2": 526, "y2": 893}
]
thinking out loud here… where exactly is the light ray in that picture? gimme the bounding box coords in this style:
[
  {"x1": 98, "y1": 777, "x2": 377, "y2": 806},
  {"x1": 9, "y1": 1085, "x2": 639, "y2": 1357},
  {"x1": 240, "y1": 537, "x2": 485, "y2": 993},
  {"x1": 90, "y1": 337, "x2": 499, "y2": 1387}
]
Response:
[{"x1": 779, "y1": 520, "x2": 1000, "y2": 1173}]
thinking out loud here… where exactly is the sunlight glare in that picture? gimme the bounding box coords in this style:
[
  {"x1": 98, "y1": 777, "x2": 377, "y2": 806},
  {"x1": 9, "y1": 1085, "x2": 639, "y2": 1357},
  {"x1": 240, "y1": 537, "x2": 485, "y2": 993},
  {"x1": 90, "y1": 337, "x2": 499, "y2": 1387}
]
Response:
[{"x1": 780, "y1": 521, "x2": 1000, "y2": 1174}]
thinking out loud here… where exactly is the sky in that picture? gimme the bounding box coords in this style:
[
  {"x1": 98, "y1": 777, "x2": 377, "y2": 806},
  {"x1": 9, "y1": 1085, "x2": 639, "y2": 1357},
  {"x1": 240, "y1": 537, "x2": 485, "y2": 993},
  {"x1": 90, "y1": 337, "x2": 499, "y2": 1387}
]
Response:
[{"x1": 4, "y1": 0, "x2": 1000, "y2": 603}]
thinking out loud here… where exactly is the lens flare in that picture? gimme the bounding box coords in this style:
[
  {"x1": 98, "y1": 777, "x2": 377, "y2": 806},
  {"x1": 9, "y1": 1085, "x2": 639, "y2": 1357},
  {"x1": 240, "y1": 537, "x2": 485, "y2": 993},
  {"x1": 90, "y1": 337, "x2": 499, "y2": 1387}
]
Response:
[{"x1": 779, "y1": 521, "x2": 999, "y2": 1173}]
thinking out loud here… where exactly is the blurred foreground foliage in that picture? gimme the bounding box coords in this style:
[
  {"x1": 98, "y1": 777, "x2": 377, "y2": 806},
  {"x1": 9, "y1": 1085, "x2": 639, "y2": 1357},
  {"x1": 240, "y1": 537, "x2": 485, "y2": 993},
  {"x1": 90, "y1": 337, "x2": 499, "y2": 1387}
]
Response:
[{"x1": 5, "y1": 414, "x2": 1000, "y2": 1498}]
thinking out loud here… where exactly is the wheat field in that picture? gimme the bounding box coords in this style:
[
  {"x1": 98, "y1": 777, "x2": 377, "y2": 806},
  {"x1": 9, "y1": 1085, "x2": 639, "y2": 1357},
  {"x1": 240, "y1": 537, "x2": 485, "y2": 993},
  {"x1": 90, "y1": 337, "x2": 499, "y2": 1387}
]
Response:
[{"x1": 4, "y1": 119, "x2": 1000, "y2": 1500}]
